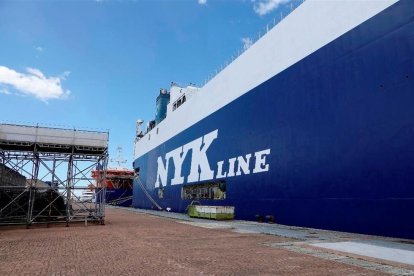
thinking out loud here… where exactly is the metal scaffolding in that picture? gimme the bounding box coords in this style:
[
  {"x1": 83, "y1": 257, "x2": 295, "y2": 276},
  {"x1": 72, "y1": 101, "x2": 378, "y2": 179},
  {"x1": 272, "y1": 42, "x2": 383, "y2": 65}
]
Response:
[{"x1": 0, "y1": 124, "x2": 109, "y2": 227}]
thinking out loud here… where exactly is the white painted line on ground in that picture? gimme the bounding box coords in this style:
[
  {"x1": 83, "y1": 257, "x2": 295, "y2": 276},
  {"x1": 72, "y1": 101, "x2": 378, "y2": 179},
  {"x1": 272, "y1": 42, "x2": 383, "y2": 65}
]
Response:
[{"x1": 312, "y1": 241, "x2": 414, "y2": 266}]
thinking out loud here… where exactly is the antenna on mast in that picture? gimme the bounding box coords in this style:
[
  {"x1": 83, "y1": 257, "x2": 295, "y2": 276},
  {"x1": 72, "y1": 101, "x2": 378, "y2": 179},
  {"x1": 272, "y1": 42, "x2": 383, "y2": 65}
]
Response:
[{"x1": 110, "y1": 146, "x2": 127, "y2": 169}]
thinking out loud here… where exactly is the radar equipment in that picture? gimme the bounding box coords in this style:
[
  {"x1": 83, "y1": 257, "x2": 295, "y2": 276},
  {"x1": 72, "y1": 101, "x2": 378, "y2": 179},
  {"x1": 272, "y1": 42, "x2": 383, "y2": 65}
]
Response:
[
  {"x1": 135, "y1": 119, "x2": 144, "y2": 141},
  {"x1": 110, "y1": 146, "x2": 127, "y2": 169}
]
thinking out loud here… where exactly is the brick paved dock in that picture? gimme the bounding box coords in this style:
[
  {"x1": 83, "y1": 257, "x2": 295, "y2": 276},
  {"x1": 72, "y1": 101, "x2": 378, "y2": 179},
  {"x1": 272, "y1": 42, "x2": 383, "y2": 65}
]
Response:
[{"x1": 0, "y1": 207, "x2": 412, "y2": 275}]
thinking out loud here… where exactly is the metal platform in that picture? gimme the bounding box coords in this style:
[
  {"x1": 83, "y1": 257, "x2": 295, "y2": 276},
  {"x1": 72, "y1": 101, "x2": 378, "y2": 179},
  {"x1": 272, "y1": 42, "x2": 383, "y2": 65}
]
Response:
[
  {"x1": 0, "y1": 124, "x2": 108, "y2": 154},
  {"x1": 0, "y1": 124, "x2": 109, "y2": 227}
]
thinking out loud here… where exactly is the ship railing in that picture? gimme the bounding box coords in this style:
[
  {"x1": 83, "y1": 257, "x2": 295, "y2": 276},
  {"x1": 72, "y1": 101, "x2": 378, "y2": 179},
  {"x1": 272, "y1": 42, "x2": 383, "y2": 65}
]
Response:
[{"x1": 202, "y1": 0, "x2": 306, "y2": 87}]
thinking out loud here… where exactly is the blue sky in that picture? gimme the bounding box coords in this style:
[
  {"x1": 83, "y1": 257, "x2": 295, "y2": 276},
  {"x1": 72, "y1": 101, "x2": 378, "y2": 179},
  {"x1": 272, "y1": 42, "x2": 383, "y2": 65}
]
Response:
[{"x1": 0, "y1": 0, "x2": 299, "y2": 166}]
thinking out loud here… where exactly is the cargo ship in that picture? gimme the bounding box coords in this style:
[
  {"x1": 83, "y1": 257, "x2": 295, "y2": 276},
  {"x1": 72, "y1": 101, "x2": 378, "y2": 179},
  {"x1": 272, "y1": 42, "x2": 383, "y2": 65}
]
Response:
[
  {"x1": 92, "y1": 147, "x2": 134, "y2": 207},
  {"x1": 132, "y1": 0, "x2": 414, "y2": 239}
]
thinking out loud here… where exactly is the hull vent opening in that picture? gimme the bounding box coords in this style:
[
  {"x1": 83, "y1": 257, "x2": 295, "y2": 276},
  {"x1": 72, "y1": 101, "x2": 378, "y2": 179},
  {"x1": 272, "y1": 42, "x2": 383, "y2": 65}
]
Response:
[{"x1": 182, "y1": 181, "x2": 226, "y2": 200}]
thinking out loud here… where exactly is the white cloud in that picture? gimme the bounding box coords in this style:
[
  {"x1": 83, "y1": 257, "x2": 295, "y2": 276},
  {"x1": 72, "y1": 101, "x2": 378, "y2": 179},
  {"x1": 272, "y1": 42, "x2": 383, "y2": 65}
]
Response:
[
  {"x1": 60, "y1": 71, "x2": 71, "y2": 80},
  {"x1": 254, "y1": 0, "x2": 290, "y2": 16},
  {"x1": 35, "y1": 46, "x2": 43, "y2": 52},
  {"x1": 0, "y1": 88, "x2": 11, "y2": 95},
  {"x1": 0, "y1": 66, "x2": 70, "y2": 102},
  {"x1": 26, "y1": 67, "x2": 45, "y2": 79},
  {"x1": 198, "y1": 0, "x2": 207, "y2": 5},
  {"x1": 241, "y1": 37, "x2": 253, "y2": 50}
]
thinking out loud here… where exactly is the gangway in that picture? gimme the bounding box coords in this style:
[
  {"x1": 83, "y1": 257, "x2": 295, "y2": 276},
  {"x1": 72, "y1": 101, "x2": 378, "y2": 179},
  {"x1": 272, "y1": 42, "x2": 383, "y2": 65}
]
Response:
[{"x1": 0, "y1": 123, "x2": 109, "y2": 227}]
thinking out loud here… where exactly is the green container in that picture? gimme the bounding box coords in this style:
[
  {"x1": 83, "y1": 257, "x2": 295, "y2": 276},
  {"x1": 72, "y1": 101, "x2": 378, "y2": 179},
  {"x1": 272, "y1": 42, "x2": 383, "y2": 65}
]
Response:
[{"x1": 187, "y1": 205, "x2": 234, "y2": 220}]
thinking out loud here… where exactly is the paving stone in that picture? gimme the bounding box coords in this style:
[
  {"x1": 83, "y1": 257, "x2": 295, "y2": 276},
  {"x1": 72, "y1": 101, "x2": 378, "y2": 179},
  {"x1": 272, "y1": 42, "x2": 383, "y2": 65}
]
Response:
[{"x1": 0, "y1": 208, "x2": 398, "y2": 275}]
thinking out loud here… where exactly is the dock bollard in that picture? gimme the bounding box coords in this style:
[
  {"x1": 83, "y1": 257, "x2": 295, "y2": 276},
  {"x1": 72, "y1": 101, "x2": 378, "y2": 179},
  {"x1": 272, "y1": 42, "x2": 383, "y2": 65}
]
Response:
[
  {"x1": 265, "y1": 215, "x2": 274, "y2": 224},
  {"x1": 255, "y1": 214, "x2": 264, "y2": 223}
]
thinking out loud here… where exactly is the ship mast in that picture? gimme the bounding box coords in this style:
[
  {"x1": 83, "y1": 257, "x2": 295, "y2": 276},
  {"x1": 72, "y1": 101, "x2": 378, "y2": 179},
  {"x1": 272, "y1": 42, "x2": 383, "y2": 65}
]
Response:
[{"x1": 110, "y1": 146, "x2": 127, "y2": 169}]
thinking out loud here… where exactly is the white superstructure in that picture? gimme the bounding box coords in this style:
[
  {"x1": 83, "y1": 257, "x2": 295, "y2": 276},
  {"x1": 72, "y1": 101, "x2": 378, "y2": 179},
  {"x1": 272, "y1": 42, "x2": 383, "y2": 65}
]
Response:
[{"x1": 167, "y1": 84, "x2": 199, "y2": 116}]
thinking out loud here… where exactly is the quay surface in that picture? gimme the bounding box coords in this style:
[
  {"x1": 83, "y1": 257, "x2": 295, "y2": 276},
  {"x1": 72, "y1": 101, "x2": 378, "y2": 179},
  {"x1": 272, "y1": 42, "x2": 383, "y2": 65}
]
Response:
[{"x1": 0, "y1": 207, "x2": 413, "y2": 275}]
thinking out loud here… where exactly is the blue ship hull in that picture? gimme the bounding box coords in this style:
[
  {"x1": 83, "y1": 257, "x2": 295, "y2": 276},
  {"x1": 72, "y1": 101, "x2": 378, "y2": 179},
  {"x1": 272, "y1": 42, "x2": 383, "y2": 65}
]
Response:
[{"x1": 133, "y1": 1, "x2": 414, "y2": 239}]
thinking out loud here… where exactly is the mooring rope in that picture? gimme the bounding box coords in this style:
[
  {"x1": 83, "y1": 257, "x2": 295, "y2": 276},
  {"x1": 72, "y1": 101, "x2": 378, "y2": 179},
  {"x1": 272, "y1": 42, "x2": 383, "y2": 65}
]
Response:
[{"x1": 135, "y1": 176, "x2": 163, "y2": 211}]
